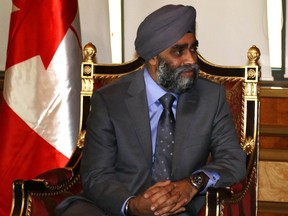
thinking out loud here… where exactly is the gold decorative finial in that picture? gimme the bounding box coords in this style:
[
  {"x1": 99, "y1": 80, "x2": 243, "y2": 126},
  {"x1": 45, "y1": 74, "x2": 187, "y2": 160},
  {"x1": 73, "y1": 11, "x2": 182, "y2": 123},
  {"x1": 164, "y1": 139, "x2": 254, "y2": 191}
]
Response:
[
  {"x1": 247, "y1": 45, "x2": 260, "y2": 66},
  {"x1": 241, "y1": 137, "x2": 255, "y2": 154},
  {"x1": 83, "y1": 42, "x2": 97, "y2": 63},
  {"x1": 77, "y1": 130, "x2": 86, "y2": 148}
]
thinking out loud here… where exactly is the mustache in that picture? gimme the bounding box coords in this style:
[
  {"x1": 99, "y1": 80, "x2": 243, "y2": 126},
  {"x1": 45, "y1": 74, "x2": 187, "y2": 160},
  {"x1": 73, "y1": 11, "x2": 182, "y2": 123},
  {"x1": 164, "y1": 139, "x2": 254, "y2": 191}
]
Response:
[{"x1": 174, "y1": 63, "x2": 199, "y2": 75}]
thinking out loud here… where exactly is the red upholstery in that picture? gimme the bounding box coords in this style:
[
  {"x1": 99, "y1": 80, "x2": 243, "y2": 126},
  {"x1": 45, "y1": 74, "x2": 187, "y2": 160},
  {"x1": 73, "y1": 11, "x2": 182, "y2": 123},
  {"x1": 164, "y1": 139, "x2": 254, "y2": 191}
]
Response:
[
  {"x1": 221, "y1": 171, "x2": 256, "y2": 216},
  {"x1": 224, "y1": 81, "x2": 243, "y2": 139},
  {"x1": 36, "y1": 168, "x2": 77, "y2": 187}
]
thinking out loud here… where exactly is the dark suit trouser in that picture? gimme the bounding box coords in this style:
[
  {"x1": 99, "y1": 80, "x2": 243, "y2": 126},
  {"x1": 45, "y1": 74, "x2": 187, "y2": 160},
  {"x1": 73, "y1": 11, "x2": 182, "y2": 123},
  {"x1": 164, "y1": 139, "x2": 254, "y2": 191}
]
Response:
[
  {"x1": 55, "y1": 195, "x2": 106, "y2": 216},
  {"x1": 56, "y1": 199, "x2": 191, "y2": 216},
  {"x1": 55, "y1": 194, "x2": 204, "y2": 216}
]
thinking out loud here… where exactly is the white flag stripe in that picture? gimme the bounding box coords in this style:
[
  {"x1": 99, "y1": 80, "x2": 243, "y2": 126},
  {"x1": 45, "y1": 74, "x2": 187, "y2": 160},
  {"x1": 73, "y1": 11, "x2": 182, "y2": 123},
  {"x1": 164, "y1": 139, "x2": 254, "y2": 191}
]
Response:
[{"x1": 4, "y1": 28, "x2": 81, "y2": 158}]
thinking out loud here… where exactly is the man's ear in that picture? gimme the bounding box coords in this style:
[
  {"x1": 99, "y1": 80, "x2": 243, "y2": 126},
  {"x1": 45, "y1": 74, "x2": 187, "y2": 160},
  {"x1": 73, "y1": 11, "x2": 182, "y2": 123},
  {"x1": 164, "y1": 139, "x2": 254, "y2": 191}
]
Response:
[{"x1": 148, "y1": 56, "x2": 158, "y2": 66}]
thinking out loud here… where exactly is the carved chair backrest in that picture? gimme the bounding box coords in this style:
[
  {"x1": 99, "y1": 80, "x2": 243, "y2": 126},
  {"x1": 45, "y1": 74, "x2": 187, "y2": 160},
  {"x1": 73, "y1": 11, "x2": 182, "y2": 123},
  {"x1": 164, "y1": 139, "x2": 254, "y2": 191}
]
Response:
[{"x1": 80, "y1": 43, "x2": 260, "y2": 179}]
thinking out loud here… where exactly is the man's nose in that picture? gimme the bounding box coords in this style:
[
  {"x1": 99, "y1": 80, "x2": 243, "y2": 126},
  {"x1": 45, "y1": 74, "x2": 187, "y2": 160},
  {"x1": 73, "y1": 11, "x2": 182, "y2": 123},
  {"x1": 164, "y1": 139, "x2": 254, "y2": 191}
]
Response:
[{"x1": 184, "y1": 51, "x2": 197, "y2": 65}]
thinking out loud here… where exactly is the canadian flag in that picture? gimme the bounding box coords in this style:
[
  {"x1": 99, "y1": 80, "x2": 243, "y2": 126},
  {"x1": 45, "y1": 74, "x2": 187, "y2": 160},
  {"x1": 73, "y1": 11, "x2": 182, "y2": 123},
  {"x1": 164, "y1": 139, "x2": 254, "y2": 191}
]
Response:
[{"x1": 0, "y1": 0, "x2": 81, "y2": 215}]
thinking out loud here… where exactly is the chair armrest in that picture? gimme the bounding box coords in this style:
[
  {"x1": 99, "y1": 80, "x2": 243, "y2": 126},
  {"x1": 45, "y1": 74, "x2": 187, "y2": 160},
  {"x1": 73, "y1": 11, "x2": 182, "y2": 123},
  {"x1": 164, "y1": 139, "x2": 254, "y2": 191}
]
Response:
[
  {"x1": 11, "y1": 134, "x2": 85, "y2": 216},
  {"x1": 11, "y1": 167, "x2": 82, "y2": 216},
  {"x1": 199, "y1": 169, "x2": 257, "y2": 216},
  {"x1": 35, "y1": 167, "x2": 77, "y2": 187}
]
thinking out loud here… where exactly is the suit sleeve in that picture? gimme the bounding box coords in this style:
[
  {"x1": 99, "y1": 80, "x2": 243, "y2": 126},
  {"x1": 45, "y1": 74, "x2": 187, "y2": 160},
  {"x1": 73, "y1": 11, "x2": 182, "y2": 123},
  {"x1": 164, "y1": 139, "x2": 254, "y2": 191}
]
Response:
[
  {"x1": 80, "y1": 91, "x2": 131, "y2": 215},
  {"x1": 201, "y1": 84, "x2": 246, "y2": 187}
]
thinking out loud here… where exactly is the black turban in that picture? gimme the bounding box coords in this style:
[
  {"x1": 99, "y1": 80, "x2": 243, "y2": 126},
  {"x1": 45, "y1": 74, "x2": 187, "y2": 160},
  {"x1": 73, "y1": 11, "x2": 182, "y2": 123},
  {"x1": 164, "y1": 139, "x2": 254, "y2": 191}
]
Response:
[{"x1": 135, "y1": 4, "x2": 196, "y2": 61}]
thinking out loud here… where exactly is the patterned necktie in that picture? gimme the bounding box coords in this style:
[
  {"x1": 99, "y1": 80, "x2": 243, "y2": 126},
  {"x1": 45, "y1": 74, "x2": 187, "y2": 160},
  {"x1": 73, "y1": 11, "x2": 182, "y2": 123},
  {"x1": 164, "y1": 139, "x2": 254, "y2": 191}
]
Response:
[{"x1": 152, "y1": 93, "x2": 176, "y2": 182}]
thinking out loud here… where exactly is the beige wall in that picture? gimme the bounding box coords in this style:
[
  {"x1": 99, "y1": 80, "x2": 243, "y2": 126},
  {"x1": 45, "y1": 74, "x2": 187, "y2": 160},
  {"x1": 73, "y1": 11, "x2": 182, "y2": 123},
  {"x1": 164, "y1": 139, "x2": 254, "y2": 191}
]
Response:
[
  {"x1": 0, "y1": 0, "x2": 273, "y2": 80},
  {"x1": 0, "y1": 0, "x2": 11, "y2": 71}
]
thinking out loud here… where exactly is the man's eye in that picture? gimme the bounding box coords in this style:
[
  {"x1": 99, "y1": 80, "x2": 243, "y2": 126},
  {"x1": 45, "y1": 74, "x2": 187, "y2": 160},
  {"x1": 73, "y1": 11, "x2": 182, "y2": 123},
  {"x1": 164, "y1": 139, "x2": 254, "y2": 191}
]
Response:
[
  {"x1": 175, "y1": 49, "x2": 184, "y2": 55},
  {"x1": 190, "y1": 47, "x2": 198, "y2": 52}
]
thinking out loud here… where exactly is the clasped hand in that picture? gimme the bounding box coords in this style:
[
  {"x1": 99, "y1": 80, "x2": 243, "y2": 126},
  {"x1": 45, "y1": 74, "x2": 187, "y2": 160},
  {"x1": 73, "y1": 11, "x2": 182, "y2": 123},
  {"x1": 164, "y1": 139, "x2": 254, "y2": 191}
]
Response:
[{"x1": 128, "y1": 179, "x2": 198, "y2": 216}]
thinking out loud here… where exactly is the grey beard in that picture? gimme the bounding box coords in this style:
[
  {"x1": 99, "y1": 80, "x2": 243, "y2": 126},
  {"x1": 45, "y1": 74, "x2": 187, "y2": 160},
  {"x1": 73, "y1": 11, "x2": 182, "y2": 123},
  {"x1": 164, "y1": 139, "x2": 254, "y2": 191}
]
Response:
[{"x1": 156, "y1": 59, "x2": 199, "y2": 94}]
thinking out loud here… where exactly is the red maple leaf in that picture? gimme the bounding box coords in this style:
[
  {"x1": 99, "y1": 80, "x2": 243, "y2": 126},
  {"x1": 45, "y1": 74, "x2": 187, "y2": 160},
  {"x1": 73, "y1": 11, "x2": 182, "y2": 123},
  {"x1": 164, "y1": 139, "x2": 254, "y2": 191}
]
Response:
[{"x1": 5, "y1": 0, "x2": 78, "y2": 70}]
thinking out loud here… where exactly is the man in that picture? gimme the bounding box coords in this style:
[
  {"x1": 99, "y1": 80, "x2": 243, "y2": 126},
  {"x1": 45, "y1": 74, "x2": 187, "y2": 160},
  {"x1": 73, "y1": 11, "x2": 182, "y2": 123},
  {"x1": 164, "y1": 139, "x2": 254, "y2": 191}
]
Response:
[{"x1": 56, "y1": 4, "x2": 246, "y2": 216}]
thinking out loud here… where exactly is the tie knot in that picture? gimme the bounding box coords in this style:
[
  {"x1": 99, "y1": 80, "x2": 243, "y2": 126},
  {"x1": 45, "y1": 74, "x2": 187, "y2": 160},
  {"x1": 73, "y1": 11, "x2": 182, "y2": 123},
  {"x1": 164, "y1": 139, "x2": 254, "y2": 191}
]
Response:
[{"x1": 159, "y1": 93, "x2": 175, "y2": 110}]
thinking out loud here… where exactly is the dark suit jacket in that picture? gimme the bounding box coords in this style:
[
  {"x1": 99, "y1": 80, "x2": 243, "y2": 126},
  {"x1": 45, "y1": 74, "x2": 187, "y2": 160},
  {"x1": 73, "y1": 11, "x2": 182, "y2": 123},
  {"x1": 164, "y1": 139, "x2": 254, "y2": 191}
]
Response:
[{"x1": 80, "y1": 68, "x2": 246, "y2": 215}]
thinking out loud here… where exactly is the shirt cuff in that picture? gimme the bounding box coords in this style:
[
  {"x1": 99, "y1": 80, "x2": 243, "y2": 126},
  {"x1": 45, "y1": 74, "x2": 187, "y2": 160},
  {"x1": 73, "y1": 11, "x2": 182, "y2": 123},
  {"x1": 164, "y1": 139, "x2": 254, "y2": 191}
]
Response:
[
  {"x1": 121, "y1": 196, "x2": 135, "y2": 216},
  {"x1": 193, "y1": 170, "x2": 220, "y2": 194}
]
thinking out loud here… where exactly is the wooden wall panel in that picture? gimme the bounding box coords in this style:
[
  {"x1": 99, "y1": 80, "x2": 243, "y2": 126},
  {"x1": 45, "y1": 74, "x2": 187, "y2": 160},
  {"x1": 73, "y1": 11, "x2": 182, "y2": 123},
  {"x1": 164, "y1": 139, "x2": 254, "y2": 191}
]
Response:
[
  {"x1": 260, "y1": 98, "x2": 288, "y2": 126},
  {"x1": 258, "y1": 161, "x2": 288, "y2": 202},
  {"x1": 258, "y1": 86, "x2": 288, "y2": 215},
  {"x1": 260, "y1": 136, "x2": 288, "y2": 149}
]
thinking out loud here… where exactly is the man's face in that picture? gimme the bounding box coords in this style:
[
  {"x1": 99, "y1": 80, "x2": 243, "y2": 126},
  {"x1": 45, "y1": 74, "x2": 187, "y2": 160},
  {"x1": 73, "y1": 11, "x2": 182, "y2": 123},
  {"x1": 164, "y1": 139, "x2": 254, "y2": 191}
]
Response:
[{"x1": 155, "y1": 33, "x2": 199, "y2": 94}]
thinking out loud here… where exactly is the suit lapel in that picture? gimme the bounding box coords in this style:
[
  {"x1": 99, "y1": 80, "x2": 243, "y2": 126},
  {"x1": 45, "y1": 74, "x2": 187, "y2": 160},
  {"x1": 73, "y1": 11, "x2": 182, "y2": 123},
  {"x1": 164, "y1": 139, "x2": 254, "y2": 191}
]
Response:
[
  {"x1": 125, "y1": 70, "x2": 153, "y2": 164},
  {"x1": 172, "y1": 88, "x2": 199, "y2": 172}
]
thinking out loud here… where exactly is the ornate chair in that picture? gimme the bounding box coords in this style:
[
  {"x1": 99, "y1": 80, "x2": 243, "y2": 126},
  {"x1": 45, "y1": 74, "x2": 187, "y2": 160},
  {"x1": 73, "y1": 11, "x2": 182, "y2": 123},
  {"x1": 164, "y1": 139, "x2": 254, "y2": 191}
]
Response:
[{"x1": 10, "y1": 43, "x2": 260, "y2": 216}]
